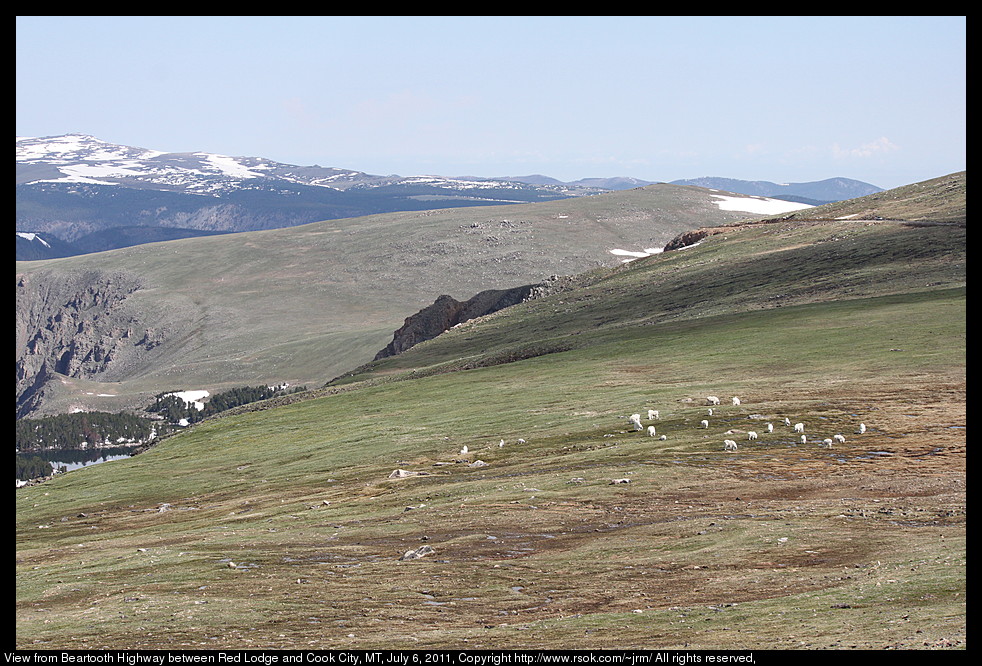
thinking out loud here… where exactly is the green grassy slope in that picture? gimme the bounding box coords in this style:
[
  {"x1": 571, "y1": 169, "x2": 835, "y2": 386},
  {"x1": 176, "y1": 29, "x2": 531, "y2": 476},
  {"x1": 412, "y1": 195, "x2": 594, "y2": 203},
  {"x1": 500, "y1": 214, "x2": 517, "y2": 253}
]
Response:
[
  {"x1": 16, "y1": 190, "x2": 966, "y2": 649},
  {"x1": 342, "y1": 216, "x2": 965, "y2": 384}
]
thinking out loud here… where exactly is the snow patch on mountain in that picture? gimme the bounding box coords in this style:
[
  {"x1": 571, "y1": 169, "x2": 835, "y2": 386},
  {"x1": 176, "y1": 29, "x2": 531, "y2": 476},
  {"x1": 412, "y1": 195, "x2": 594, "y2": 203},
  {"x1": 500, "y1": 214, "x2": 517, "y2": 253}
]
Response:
[
  {"x1": 709, "y1": 193, "x2": 813, "y2": 215},
  {"x1": 16, "y1": 232, "x2": 50, "y2": 247},
  {"x1": 165, "y1": 390, "x2": 210, "y2": 411},
  {"x1": 403, "y1": 175, "x2": 532, "y2": 191},
  {"x1": 610, "y1": 247, "x2": 664, "y2": 263},
  {"x1": 55, "y1": 162, "x2": 150, "y2": 183},
  {"x1": 196, "y1": 152, "x2": 268, "y2": 180}
]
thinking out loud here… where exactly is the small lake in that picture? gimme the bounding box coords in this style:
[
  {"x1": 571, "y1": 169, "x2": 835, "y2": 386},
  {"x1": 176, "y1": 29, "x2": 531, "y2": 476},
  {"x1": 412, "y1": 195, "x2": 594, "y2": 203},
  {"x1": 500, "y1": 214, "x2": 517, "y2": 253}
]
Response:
[{"x1": 34, "y1": 446, "x2": 135, "y2": 472}]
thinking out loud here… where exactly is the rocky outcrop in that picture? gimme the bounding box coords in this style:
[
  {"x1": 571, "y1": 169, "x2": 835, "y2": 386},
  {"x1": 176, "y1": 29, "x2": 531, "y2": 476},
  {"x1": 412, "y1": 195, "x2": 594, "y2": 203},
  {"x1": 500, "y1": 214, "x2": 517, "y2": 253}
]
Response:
[
  {"x1": 373, "y1": 279, "x2": 563, "y2": 360},
  {"x1": 663, "y1": 226, "x2": 739, "y2": 252},
  {"x1": 663, "y1": 229, "x2": 712, "y2": 252},
  {"x1": 15, "y1": 269, "x2": 158, "y2": 418}
]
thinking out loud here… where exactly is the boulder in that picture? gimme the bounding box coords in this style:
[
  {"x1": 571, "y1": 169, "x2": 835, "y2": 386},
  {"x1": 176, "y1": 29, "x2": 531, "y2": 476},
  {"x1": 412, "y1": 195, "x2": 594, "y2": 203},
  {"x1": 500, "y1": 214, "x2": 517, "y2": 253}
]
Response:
[
  {"x1": 398, "y1": 545, "x2": 435, "y2": 561},
  {"x1": 388, "y1": 469, "x2": 428, "y2": 479}
]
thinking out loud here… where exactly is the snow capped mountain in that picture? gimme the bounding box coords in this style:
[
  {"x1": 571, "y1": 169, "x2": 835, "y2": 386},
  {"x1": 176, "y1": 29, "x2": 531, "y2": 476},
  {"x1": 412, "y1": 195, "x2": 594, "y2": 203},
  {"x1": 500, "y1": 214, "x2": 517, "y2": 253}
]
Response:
[
  {"x1": 16, "y1": 134, "x2": 605, "y2": 252},
  {"x1": 16, "y1": 134, "x2": 381, "y2": 195},
  {"x1": 16, "y1": 134, "x2": 593, "y2": 198},
  {"x1": 18, "y1": 133, "x2": 163, "y2": 162}
]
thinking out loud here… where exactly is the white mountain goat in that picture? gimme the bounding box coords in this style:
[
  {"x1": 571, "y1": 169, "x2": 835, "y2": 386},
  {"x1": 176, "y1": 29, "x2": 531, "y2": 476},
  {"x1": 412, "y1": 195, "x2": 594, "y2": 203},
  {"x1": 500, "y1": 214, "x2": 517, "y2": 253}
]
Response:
[
  {"x1": 783, "y1": 417, "x2": 792, "y2": 427},
  {"x1": 723, "y1": 439, "x2": 738, "y2": 451},
  {"x1": 629, "y1": 414, "x2": 643, "y2": 431},
  {"x1": 766, "y1": 423, "x2": 774, "y2": 433},
  {"x1": 800, "y1": 435, "x2": 807, "y2": 444},
  {"x1": 647, "y1": 409, "x2": 660, "y2": 420},
  {"x1": 647, "y1": 425, "x2": 657, "y2": 437},
  {"x1": 732, "y1": 397, "x2": 741, "y2": 406},
  {"x1": 833, "y1": 434, "x2": 846, "y2": 444},
  {"x1": 859, "y1": 423, "x2": 867, "y2": 434},
  {"x1": 821, "y1": 439, "x2": 834, "y2": 448},
  {"x1": 708, "y1": 408, "x2": 714, "y2": 416},
  {"x1": 700, "y1": 420, "x2": 710, "y2": 429},
  {"x1": 793, "y1": 423, "x2": 805, "y2": 434},
  {"x1": 707, "y1": 396, "x2": 721, "y2": 406},
  {"x1": 747, "y1": 431, "x2": 758, "y2": 441}
]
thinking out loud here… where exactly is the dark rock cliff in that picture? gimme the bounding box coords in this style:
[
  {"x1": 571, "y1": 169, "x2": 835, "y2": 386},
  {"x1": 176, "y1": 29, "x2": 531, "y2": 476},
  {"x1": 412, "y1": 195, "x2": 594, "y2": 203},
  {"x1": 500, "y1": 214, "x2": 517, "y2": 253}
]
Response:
[
  {"x1": 662, "y1": 226, "x2": 739, "y2": 252},
  {"x1": 15, "y1": 269, "x2": 161, "y2": 418},
  {"x1": 373, "y1": 279, "x2": 562, "y2": 360},
  {"x1": 663, "y1": 229, "x2": 713, "y2": 252}
]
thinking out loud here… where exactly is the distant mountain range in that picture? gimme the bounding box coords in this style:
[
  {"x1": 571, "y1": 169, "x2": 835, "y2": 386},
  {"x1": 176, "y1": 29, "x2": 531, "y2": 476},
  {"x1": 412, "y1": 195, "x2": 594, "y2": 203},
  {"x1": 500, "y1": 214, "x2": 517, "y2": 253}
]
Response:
[
  {"x1": 667, "y1": 176, "x2": 883, "y2": 206},
  {"x1": 494, "y1": 175, "x2": 656, "y2": 191},
  {"x1": 16, "y1": 134, "x2": 881, "y2": 260},
  {"x1": 501, "y1": 174, "x2": 883, "y2": 204},
  {"x1": 16, "y1": 134, "x2": 605, "y2": 258}
]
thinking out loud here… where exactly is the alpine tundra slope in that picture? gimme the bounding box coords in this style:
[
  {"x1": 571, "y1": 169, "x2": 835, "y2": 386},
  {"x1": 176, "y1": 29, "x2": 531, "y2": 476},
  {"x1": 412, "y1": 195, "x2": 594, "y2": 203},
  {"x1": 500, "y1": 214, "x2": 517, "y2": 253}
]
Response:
[{"x1": 15, "y1": 171, "x2": 964, "y2": 649}]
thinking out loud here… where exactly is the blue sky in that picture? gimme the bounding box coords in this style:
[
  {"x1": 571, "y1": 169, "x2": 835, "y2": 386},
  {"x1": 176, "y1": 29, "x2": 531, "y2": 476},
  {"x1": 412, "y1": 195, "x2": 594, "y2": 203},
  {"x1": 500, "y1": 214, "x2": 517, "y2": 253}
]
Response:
[{"x1": 16, "y1": 16, "x2": 965, "y2": 189}]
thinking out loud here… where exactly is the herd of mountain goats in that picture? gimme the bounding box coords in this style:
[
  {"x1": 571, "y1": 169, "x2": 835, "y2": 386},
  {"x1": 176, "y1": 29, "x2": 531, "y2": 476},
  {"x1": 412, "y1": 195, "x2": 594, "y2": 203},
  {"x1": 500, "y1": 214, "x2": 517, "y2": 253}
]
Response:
[
  {"x1": 450, "y1": 395, "x2": 868, "y2": 468},
  {"x1": 624, "y1": 395, "x2": 866, "y2": 453}
]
